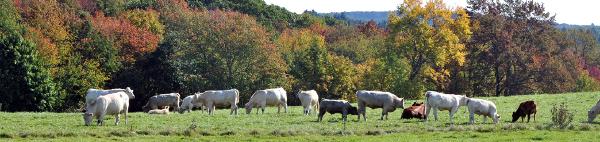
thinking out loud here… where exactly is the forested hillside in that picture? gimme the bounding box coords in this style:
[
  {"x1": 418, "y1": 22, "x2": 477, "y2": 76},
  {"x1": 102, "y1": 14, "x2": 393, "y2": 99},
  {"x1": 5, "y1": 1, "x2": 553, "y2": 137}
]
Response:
[{"x1": 1, "y1": 0, "x2": 599, "y2": 112}]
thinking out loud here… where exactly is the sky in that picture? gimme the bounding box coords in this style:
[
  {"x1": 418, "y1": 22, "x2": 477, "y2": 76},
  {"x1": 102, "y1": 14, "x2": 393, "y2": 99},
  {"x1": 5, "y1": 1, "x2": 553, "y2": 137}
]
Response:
[{"x1": 263, "y1": 0, "x2": 600, "y2": 25}]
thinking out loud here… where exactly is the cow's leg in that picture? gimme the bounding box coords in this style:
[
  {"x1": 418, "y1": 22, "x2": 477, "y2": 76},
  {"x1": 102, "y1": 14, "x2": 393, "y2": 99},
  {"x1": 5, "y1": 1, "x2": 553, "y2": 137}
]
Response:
[
  {"x1": 115, "y1": 114, "x2": 120, "y2": 125},
  {"x1": 533, "y1": 112, "x2": 536, "y2": 122},
  {"x1": 527, "y1": 114, "x2": 531, "y2": 123},
  {"x1": 433, "y1": 109, "x2": 439, "y2": 121},
  {"x1": 425, "y1": 105, "x2": 432, "y2": 121},
  {"x1": 277, "y1": 104, "x2": 281, "y2": 113},
  {"x1": 483, "y1": 115, "x2": 488, "y2": 124},
  {"x1": 358, "y1": 101, "x2": 366, "y2": 121},
  {"x1": 469, "y1": 112, "x2": 475, "y2": 124},
  {"x1": 318, "y1": 110, "x2": 326, "y2": 122},
  {"x1": 342, "y1": 110, "x2": 348, "y2": 122},
  {"x1": 449, "y1": 108, "x2": 457, "y2": 124},
  {"x1": 124, "y1": 111, "x2": 128, "y2": 125},
  {"x1": 284, "y1": 103, "x2": 288, "y2": 113}
]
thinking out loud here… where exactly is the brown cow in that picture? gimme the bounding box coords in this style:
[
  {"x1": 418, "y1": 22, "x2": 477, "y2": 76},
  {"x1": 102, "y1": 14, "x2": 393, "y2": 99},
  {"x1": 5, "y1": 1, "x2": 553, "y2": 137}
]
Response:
[
  {"x1": 511, "y1": 101, "x2": 537, "y2": 123},
  {"x1": 401, "y1": 102, "x2": 426, "y2": 120}
]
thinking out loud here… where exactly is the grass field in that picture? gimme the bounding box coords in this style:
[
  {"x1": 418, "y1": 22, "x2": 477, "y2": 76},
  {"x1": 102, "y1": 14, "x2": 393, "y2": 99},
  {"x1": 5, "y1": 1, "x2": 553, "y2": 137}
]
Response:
[{"x1": 2, "y1": 92, "x2": 600, "y2": 141}]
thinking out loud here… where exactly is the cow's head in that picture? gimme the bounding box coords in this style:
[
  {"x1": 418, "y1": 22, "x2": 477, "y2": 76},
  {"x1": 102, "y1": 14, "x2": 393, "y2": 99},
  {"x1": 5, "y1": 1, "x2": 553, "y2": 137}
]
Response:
[
  {"x1": 82, "y1": 113, "x2": 93, "y2": 126},
  {"x1": 347, "y1": 106, "x2": 359, "y2": 115},
  {"x1": 458, "y1": 95, "x2": 469, "y2": 106},
  {"x1": 394, "y1": 98, "x2": 404, "y2": 109},
  {"x1": 589, "y1": 110, "x2": 598, "y2": 123},
  {"x1": 245, "y1": 102, "x2": 253, "y2": 114},
  {"x1": 511, "y1": 111, "x2": 520, "y2": 123},
  {"x1": 125, "y1": 87, "x2": 135, "y2": 99}
]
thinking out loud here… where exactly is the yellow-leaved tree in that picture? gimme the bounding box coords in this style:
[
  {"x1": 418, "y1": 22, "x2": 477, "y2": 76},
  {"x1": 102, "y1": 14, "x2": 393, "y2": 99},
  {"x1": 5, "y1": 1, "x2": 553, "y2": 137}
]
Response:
[{"x1": 387, "y1": 0, "x2": 471, "y2": 95}]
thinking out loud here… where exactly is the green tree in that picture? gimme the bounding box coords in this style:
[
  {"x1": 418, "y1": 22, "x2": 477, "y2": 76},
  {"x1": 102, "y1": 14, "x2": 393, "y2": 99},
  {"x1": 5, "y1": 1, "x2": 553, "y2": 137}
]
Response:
[{"x1": 0, "y1": 0, "x2": 58, "y2": 111}]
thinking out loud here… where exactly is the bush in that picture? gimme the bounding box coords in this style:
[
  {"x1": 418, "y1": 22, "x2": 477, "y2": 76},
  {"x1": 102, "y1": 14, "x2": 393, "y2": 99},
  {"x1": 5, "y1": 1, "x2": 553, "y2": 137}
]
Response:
[{"x1": 550, "y1": 102, "x2": 574, "y2": 129}]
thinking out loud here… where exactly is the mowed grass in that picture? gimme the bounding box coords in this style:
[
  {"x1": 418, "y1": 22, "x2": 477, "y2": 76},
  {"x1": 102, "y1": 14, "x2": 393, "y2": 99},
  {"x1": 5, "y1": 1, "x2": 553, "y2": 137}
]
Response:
[{"x1": 2, "y1": 92, "x2": 600, "y2": 141}]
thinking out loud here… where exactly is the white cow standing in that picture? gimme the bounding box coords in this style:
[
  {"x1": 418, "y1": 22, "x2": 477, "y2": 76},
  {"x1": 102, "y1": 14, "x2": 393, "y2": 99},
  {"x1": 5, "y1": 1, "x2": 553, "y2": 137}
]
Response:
[
  {"x1": 83, "y1": 90, "x2": 135, "y2": 126},
  {"x1": 296, "y1": 90, "x2": 319, "y2": 115},
  {"x1": 179, "y1": 94, "x2": 205, "y2": 114},
  {"x1": 425, "y1": 91, "x2": 469, "y2": 124},
  {"x1": 196, "y1": 89, "x2": 240, "y2": 115},
  {"x1": 466, "y1": 98, "x2": 500, "y2": 124},
  {"x1": 84, "y1": 87, "x2": 132, "y2": 111},
  {"x1": 245, "y1": 87, "x2": 288, "y2": 114}
]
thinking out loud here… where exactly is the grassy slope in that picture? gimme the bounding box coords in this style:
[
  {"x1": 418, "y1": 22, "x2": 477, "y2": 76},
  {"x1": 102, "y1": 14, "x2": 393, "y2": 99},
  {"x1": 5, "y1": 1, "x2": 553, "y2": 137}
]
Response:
[{"x1": 1, "y1": 92, "x2": 600, "y2": 141}]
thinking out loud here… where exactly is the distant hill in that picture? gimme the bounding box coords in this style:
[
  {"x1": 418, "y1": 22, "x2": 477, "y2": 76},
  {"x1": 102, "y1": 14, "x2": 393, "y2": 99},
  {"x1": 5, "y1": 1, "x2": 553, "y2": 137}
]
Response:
[
  {"x1": 319, "y1": 11, "x2": 391, "y2": 26},
  {"x1": 556, "y1": 23, "x2": 600, "y2": 42}
]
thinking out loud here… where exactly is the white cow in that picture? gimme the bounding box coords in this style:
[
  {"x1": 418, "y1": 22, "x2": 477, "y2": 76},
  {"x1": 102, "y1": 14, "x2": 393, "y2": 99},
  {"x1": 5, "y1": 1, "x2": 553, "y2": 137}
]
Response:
[
  {"x1": 83, "y1": 91, "x2": 134, "y2": 126},
  {"x1": 179, "y1": 94, "x2": 205, "y2": 114},
  {"x1": 296, "y1": 90, "x2": 319, "y2": 115},
  {"x1": 356, "y1": 90, "x2": 404, "y2": 121},
  {"x1": 425, "y1": 91, "x2": 469, "y2": 124},
  {"x1": 245, "y1": 88, "x2": 288, "y2": 114},
  {"x1": 142, "y1": 93, "x2": 180, "y2": 112},
  {"x1": 588, "y1": 99, "x2": 600, "y2": 123},
  {"x1": 196, "y1": 89, "x2": 240, "y2": 115},
  {"x1": 84, "y1": 87, "x2": 133, "y2": 111},
  {"x1": 466, "y1": 98, "x2": 500, "y2": 124}
]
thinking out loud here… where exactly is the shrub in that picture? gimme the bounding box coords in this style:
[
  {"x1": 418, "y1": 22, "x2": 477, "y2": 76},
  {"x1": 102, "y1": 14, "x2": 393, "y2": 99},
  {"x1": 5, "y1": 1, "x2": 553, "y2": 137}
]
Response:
[{"x1": 550, "y1": 102, "x2": 574, "y2": 129}]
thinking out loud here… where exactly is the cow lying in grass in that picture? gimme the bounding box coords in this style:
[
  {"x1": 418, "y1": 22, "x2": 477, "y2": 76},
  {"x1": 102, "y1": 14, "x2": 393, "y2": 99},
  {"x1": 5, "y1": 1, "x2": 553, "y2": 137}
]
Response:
[
  {"x1": 401, "y1": 102, "x2": 426, "y2": 120},
  {"x1": 149, "y1": 106, "x2": 170, "y2": 115}
]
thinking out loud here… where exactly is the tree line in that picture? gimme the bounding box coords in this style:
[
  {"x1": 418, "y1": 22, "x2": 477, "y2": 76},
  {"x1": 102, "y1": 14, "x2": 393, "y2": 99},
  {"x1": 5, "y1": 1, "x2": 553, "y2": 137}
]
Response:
[{"x1": 1, "y1": 0, "x2": 599, "y2": 112}]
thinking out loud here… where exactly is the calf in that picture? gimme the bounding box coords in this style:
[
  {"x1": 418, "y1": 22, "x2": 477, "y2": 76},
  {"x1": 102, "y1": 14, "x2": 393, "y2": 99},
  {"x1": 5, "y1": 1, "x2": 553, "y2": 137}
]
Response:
[
  {"x1": 401, "y1": 102, "x2": 426, "y2": 120},
  {"x1": 512, "y1": 101, "x2": 537, "y2": 123},
  {"x1": 148, "y1": 106, "x2": 170, "y2": 114},
  {"x1": 318, "y1": 99, "x2": 359, "y2": 122}
]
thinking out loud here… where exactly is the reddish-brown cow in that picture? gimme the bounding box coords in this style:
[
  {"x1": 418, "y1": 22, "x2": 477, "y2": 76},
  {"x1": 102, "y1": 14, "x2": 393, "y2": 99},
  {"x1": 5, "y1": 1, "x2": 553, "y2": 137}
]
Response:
[
  {"x1": 512, "y1": 101, "x2": 537, "y2": 123},
  {"x1": 401, "y1": 102, "x2": 426, "y2": 120}
]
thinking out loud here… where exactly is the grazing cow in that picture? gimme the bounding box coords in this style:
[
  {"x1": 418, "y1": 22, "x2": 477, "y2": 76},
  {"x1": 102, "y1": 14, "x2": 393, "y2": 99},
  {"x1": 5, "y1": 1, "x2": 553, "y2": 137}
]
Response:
[
  {"x1": 588, "y1": 99, "x2": 600, "y2": 123},
  {"x1": 401, "y1": 102, "x2": 426, "y2": 120},
  {"x1": 84, "y1": 87, "x2": 133, "y2": 111},
  {"x1": 179, "y1": 94, "x2": 205, "y2": 114},
  {"x1": 196, "y1": 89, "x2": 240, "y2": 115},
  {"x1": 318, "y1": 99, "x2": 359, "y2": 122},
  {"x1": 245, "y1": 88, "x2": 288, "y2": 114},
  {"x1": 148, "y1": 106, "x2": 170, "y2": 114},
  {"x1": 466, "y1": 98, "x2": 500, "y2": 124},
  {"x1": 512, "y1": 101, "x2": 537, "y2": 123},
  {"x1": 356, "y1": 90, "x2": 404, "y2": 121},
  {"x1": 143, "y1": 93, "x2": 181, "y2": 112},
  {"x1": 425, "y1": 91, "x2": 469, "y2": 124},
  {"x1": 83, "y1": 91, "x2": 135, "y2": 126},
  {"x1": 296, "y1": 90, "x2": 319, "y2": 115}
]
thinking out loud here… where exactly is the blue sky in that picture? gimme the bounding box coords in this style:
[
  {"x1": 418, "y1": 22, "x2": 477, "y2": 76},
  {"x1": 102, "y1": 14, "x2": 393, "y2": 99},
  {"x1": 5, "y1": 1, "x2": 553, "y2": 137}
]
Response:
[{"x1": 263, "y1": 0, "x2": 600, "y2": 25}]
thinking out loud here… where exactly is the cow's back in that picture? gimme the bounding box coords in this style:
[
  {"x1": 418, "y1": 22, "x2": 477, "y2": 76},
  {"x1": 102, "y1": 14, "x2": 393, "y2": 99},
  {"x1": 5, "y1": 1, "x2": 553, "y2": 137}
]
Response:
[{"x1": 357, "y1": 91, "x2": 393, "y2": 107}]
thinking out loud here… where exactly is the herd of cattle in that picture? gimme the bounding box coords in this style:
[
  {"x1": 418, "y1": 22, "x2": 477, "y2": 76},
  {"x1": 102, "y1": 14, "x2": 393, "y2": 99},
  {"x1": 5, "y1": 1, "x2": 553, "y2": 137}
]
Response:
[{"x1": 81, "y1": 87, "x2": 600, "y2": 126}]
